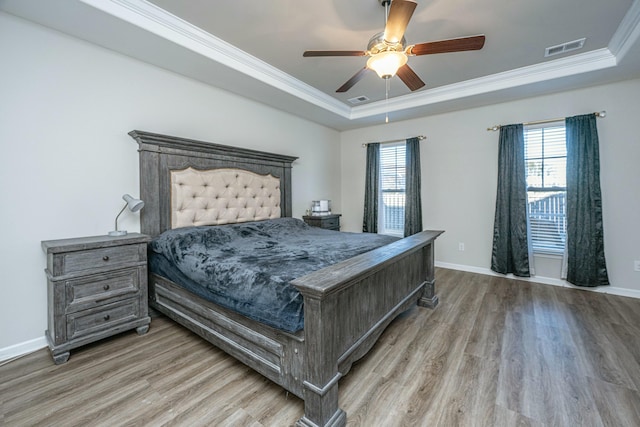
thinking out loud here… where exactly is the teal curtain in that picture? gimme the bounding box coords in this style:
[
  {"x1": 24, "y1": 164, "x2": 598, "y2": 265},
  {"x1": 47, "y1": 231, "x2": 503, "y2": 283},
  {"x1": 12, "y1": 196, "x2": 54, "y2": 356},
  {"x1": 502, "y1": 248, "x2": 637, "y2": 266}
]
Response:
[
  {"x1": 565, "y1": 114, "x2": 609, "y2": 287},
  {"x1": 404, "y1": 137, "x2": 423, "y2": 236},
  {"x1": 491, "y1": 124, "x2": 531, "y2": 277},
  {"x1": 363, "y1": 143, "x2": 380, "y2": 233}
]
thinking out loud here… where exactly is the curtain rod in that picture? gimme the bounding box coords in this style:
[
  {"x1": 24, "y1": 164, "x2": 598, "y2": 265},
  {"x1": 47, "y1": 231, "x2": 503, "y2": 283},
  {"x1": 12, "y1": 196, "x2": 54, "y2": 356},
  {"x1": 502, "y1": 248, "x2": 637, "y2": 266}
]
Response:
[
  {"x1": 362, "y1": 135, "x2": 426, "y2": 148},
  {"x1": 486, "y1": 111, "x2": 606, "y2": 131}
]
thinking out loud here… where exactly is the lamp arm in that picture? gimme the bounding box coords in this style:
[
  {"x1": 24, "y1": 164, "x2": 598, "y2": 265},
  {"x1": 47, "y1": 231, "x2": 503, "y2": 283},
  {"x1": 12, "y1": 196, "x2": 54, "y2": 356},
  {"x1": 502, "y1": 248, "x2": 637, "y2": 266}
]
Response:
[{"x1": 114, "y1": 203, "x2": 128, "y2": 232}]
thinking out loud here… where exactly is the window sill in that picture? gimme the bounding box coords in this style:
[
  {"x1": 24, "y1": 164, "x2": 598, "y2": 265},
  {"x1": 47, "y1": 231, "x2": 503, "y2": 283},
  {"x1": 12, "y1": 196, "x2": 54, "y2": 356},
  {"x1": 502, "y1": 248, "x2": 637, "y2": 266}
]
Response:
[
  {"x1": 381, "y1": 231, "x2": 403, "y2": 238},
  {"x1": 532, "y1": 251, "x2": 564, "y2": 259}
]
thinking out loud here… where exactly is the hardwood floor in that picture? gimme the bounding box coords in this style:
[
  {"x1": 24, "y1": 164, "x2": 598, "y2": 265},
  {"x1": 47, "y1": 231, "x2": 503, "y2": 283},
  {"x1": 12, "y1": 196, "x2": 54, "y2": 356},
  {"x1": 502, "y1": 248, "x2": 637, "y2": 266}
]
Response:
[{"x1": 2, "y1": 268, "x2": 640, "y2": 426}]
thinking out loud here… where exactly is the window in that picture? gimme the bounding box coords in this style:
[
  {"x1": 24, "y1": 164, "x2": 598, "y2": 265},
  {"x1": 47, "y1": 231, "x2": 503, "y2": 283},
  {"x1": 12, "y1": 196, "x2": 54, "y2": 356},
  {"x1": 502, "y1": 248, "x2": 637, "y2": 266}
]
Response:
[
  {"x1": 524, "y1": 122, "x2": 567, "y2": 254},
  {"x1": 379, "y1": 143, "x2": 405, "y2": 236}
]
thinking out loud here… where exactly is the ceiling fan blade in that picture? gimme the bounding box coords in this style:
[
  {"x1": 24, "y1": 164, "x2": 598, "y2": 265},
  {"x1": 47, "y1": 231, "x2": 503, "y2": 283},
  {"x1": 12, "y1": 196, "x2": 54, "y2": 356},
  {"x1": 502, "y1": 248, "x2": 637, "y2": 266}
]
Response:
[
  {"x1": 396, "y1": 64, "x2": 425, "y2": 91},
  {"x1": 409, "y1": 35, "x2": 486, "y2": 56},
  {"x1": 336, "y1": 67, "x2": 371, "y2": 93},
  {"x1": 303, "y1": 50, "x2": 367, "y2": 57},
  {"x1": 384, "y1": 0, "x2": 417, "y2": 44}
]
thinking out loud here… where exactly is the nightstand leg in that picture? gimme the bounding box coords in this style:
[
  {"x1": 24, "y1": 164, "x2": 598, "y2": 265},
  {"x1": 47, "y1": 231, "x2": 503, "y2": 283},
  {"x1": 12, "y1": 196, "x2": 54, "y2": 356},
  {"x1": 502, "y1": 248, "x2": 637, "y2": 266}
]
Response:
[
  {"x1": 136, "y1": 325, "x2": 150, "y2": 335},
  {"x1": 52, "y1": 351, "x2": 70, "y2": 365}
]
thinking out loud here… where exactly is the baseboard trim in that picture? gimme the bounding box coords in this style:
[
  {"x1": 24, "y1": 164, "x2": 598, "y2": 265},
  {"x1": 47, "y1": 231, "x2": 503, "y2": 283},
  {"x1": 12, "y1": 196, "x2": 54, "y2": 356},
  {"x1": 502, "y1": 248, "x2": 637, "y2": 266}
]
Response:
[
  {"x1": 1, "y1": 263, "x2": 638, "y2": 363},
  {"x1": 435, "y1": 261, "x2": 640, "y2": 299},
  {"x1": 0, "y1": 336, "x2": 47, "y2": 364}
]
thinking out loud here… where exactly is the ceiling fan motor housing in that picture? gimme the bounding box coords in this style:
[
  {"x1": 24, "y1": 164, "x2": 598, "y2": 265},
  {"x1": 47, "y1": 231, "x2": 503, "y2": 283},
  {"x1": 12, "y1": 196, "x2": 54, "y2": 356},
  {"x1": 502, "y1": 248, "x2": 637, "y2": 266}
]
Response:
[{"x1": 368, "y1": 32, "x2": 406, "y2": 55}]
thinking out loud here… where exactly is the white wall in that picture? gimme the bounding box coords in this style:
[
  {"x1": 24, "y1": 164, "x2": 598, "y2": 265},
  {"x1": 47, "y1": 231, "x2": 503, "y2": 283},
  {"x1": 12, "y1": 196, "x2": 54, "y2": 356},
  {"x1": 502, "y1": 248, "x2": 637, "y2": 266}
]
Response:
[
  {"x1": 0, "y1": 12, "x2": 341, "y2": 354},
  {"x1": 341, "y1": 78, "x2": 640, "y2": 295},
  {"x1": 3, "y1": 9, "x2": 639, "y2": 359}
]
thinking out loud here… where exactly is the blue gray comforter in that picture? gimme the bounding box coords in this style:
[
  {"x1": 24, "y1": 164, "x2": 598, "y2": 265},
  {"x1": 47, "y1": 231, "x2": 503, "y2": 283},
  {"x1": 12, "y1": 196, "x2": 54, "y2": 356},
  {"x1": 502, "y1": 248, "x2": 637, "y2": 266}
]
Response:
[{"x1": 149, "y1": 217, "x2": 398, "y2": 332}]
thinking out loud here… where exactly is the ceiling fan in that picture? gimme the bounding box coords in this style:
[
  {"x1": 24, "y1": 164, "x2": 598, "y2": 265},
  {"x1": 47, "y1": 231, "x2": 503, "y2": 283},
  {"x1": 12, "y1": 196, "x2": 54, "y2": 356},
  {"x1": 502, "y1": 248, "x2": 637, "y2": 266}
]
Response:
[{"x1": 303, "y1": 0, "x2": 486, "y2": 93}]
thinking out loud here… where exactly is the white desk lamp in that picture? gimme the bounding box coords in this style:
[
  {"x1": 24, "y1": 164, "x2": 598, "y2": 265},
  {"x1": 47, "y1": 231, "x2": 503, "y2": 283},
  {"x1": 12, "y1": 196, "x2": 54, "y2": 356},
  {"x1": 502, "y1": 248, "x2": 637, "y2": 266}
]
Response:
[{"x1": 108, "y1": 194, "x2": 144, "y2": 237}]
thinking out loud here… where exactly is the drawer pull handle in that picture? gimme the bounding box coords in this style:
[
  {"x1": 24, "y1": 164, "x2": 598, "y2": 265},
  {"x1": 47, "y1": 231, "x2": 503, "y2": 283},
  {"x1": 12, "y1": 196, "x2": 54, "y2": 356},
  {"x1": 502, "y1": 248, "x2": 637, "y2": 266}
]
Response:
[
  {"x1": 102, "y1": 256, "x2": 109, "y2": 261},
  {"x1": 103, "y1": 315, "x2": 110, "y2": 321},
  {"x1": 103, "y1": 284, "x2": 110, "y2": 291}
]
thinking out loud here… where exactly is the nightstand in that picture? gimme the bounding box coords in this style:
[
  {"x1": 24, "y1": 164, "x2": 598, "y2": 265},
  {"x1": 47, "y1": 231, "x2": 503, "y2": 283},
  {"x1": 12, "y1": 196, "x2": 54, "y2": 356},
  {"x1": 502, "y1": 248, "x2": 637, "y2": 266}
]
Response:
[
  {"x1": 41, "y1": 233, "x2": 151, "y2": 364},
  {"x1": 302, "y1": 214, "x2": 341, "y2": 231}
]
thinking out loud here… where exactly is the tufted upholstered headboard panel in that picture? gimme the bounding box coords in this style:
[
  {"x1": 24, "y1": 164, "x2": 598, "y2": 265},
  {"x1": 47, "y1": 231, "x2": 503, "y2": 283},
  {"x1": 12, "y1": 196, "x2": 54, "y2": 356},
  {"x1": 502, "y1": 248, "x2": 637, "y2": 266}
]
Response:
[
  {"x1": 129, "y1": 130, "x2": 298, "y2": 237},
  {"x1": 171, "y1": 167, "x2": 281, "y2": 228}
]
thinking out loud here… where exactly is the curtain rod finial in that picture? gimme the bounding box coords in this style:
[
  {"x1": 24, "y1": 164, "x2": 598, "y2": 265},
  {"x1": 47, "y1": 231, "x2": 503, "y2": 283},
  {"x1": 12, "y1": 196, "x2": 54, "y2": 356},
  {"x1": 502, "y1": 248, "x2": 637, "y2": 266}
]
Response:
[
  {"x1": 597, "y1": 110, "x2": 606, "y2": 118},
  {"x1": 487, "y1": 125, "x2": 500, "y2": 132}
]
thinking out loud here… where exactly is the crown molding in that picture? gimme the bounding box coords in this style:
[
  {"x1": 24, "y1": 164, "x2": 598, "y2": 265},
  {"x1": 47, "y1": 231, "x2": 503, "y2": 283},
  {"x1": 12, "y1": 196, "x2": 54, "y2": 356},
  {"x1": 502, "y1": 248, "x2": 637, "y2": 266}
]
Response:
[
  {"x1": 80, "y1": 0, "x2": 636, "y2": 123},
  {"x1": 608, "y1": 0, "x2": 640, "y2": 60},
  {"x1": 81, "y1": 0, "x2": 351, "y2": 118},
  {"x1": 350, "y1": 48, "x2": 617, "y2": 119}
]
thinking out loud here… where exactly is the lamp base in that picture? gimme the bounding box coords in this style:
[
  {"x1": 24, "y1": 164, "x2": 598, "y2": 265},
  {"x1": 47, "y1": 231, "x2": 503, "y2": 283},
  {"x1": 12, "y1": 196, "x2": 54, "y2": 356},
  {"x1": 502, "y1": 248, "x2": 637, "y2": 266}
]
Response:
[{"x1": 108, "y1": 230, "x2": 128, "y2": 237}]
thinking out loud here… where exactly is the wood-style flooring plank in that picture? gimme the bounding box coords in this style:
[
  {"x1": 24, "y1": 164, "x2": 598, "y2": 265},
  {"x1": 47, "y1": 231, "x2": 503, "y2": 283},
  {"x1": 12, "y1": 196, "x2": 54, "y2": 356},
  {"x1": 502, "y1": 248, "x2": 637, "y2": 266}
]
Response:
[
  {"x1": 565, "y1": 306, "x2": 639, "y2": 391},
  {"x1": 464, "y1": 281, "x2": 507, "y2": 360},
  {"x1": 434, "y1": 353, "x2": 500, "y2": 426},
  {"x1": 2, "y1": 268, "x2": 640, "y2": 426},
  {"x1": 587, "y1": 376, "x2": 640, "y2": 427}
]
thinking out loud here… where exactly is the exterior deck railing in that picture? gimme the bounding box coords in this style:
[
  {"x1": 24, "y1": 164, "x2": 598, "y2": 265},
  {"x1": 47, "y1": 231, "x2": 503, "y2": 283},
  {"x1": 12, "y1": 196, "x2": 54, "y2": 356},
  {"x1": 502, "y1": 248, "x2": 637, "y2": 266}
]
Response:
[
  {"x1": 382, "y1": 191, "x2": 405, "y2": 235},
  {"x1": 528, "y1": 191, "x2": 566, "y2": 252}
]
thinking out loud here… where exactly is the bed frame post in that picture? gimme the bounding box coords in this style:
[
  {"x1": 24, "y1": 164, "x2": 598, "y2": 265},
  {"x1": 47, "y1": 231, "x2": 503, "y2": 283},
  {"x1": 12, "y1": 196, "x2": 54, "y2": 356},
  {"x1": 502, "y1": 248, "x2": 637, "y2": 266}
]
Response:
[
  {"x1": 296, "y1": 295, "x2": 346, "y2": 427},
  {"x1": 418, "y1": 241, "x2": 439, "y2": 308}
]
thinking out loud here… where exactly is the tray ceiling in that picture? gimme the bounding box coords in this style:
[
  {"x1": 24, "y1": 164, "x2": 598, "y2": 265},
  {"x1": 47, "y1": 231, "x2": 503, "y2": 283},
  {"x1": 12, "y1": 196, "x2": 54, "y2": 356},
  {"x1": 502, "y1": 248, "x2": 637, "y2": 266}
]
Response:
[{"x1": 3, "y1": 0, "x2": 640, "y2": 130}]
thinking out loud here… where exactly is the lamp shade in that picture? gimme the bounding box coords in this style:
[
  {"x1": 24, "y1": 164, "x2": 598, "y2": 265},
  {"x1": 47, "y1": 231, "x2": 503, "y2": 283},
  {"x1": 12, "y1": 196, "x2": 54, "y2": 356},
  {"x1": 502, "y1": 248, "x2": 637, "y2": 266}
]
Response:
[
  {"x1": 123, "y1": 194, "x2": 144, "y2": 212},
  {"x1": 108, "y1": 194, "x2": 145, "y2": 236},
  {"x1": 366, "y1": 51, "x2": 408, "y2": 79}
]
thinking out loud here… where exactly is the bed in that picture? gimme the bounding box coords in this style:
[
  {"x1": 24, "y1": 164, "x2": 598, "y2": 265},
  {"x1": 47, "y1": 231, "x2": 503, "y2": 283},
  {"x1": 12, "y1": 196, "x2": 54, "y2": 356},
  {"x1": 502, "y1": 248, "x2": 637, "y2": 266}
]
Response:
[{"x1": 129, "y1": 130, "x2": 443, "y2": 427}]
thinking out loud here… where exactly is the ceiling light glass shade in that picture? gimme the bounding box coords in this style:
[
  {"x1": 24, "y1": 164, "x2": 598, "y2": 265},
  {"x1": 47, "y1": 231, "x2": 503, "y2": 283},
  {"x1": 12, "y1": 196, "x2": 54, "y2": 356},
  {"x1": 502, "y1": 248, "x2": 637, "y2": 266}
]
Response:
[
  {"x1": 367, "y1": 51, "x2": 408, "y2": 79},
  {"x1": 108, "y1": 194, "x2": 145, "y2": 236}
]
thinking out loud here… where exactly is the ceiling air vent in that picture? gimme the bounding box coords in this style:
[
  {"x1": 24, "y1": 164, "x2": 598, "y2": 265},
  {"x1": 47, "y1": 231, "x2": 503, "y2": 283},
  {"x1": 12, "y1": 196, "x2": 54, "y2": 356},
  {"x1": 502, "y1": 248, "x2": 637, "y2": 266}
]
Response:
[
  {"x1": 348, "y1": 95, "x2": 370, "y2": 105},
  {"x1": 545, "y1": 38, "x2": 586, "y2": 57}
]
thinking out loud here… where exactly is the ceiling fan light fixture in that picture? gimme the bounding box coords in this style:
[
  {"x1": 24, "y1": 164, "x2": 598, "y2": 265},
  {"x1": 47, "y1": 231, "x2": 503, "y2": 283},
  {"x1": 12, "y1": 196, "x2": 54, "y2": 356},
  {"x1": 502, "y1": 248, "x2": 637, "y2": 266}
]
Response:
[
  {"x1": 304, "y1": 0, "x2": 485, "y2": 94},
  {"x1": 367, "y1": 50, "x2": 408, "y2": 79}
]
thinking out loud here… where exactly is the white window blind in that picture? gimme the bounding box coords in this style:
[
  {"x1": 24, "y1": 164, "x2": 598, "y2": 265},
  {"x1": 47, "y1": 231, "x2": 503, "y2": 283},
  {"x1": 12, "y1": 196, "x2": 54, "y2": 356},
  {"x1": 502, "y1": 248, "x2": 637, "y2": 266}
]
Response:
[
  {"x1": 524, "y1": 123, "x2": 567, "y2": 254},
  {"x1": 379, "y1": 143, "x2": 406, "y2": 236}
]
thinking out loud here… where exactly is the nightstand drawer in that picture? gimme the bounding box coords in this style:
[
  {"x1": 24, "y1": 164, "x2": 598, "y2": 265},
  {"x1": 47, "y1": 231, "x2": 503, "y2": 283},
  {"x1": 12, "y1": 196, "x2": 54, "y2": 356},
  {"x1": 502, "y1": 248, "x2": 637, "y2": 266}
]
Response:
[
  {"x1": 58, "y1": 245, "x2": 142, "y2": 275},
  {"x1": 323, "y1": 217, "x2": 339, "y2": 229},
  {"x1": 67, "y1": 299, "x2": 140, "y2": 340},
  {"x1": 303, "y1": 214, "x2": 341, "y2": 230},
  {"x1": 65, "y1": 268, "x2": 140, "y2": 313}
]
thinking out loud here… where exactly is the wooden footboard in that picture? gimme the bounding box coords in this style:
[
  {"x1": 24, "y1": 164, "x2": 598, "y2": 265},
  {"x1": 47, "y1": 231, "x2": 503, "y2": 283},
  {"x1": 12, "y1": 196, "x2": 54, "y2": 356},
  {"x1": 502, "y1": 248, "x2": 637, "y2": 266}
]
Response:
[
  {"x1": 148, "y1": 229, "x2": 442, "y2": 427},
  {"x1": 292, "y1": 230, "x2": 443, "y2": 427}
]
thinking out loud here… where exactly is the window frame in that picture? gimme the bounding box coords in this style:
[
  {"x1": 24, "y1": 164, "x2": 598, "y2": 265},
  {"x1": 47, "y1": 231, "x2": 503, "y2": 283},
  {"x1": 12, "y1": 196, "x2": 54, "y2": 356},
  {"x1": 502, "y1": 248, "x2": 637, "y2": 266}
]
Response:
[
  {"x1": 378, "y1": 142, "x2": 406, "y2": 237},
  {"x1": 524, "y1": 121, "x2": 567, "y2": 255}
]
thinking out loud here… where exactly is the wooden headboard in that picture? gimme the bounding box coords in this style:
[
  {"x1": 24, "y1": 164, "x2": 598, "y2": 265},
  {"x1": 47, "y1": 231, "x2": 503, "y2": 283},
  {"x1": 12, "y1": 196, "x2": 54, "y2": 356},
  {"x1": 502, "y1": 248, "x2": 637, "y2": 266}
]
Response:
[{"x1": 129, "y1": 130, "x2": 298, "y2": 237}]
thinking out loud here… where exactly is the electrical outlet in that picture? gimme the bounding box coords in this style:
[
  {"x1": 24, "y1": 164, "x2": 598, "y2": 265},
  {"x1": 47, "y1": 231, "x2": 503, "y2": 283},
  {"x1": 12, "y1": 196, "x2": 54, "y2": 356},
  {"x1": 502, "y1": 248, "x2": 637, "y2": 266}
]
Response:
[
  {"x1": 458, "y1": 243, "x2": 465, "y2": 251},
  {"x1": 634, "y1": 260, "x2": 640, "y2": 272}
]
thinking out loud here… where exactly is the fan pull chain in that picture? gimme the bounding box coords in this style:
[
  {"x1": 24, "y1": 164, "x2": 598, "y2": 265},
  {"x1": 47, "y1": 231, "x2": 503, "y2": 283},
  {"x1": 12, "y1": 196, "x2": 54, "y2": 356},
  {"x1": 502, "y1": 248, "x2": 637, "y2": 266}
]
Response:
[
  {"x1": 384, "y1": 0, "x2": 391, "y2": 124},
  {"x1": 385, "y1": 78, "x2": 390, "y2": 123}
]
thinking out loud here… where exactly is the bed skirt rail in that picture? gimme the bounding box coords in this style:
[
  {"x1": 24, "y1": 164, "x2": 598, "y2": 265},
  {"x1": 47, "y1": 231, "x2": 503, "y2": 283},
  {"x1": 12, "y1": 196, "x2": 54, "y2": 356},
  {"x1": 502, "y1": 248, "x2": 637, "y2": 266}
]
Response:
[{"x1": 148, "y1": 274, "x2": 307, "y2": 398}]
